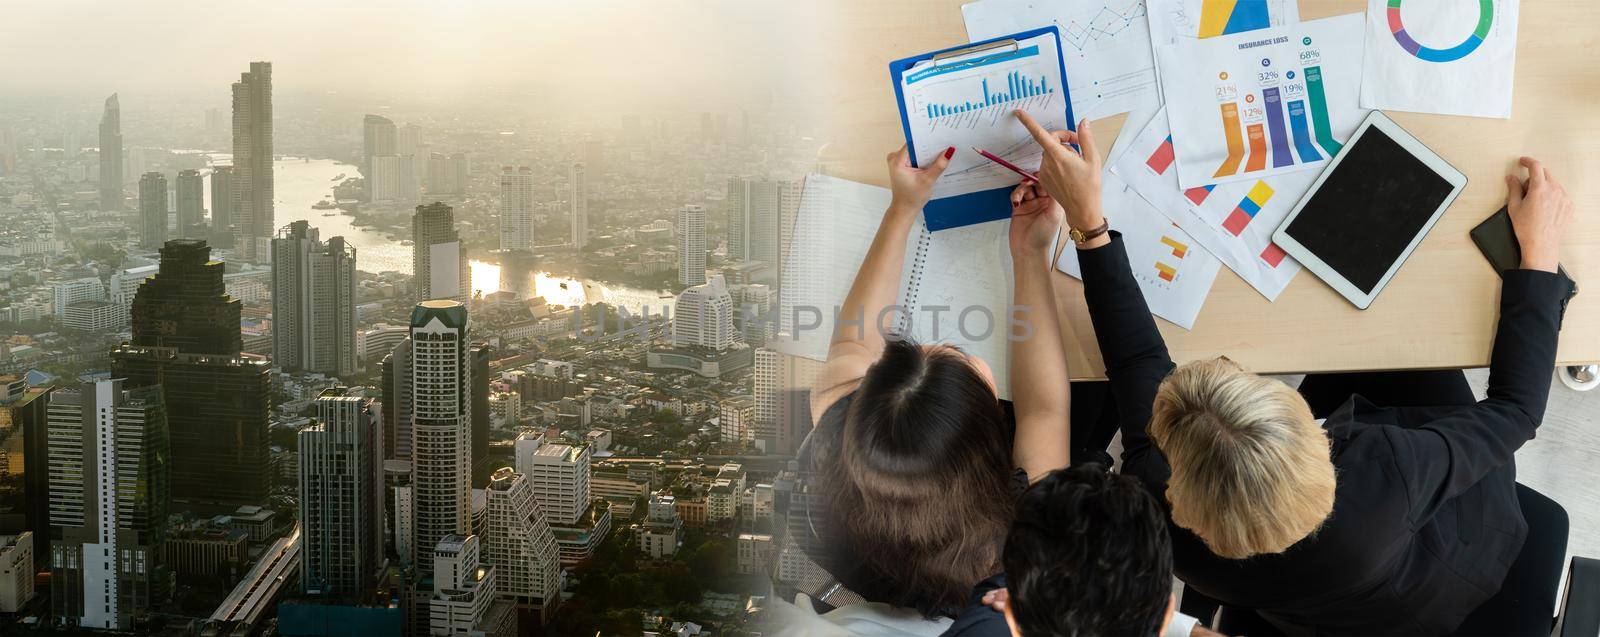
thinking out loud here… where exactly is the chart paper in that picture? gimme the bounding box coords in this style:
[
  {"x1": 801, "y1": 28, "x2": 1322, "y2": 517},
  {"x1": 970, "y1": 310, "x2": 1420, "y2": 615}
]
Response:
[{"x1": 1360, "y1": 0, "x2": 1519, "y2": 118}]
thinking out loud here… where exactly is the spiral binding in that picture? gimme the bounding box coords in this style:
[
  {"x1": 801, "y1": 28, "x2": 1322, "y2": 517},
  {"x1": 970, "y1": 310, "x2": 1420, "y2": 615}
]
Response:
[{"x1": 897, "y1": 227, "x2": 934, "y2": 335}]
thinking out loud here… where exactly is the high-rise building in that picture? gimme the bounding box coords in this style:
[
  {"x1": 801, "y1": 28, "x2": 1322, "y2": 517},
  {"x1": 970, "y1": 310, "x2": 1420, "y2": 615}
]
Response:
[
  {"x1": 47, "y1": 380, "x2": 170, "y2": 631},
  {"x1": 0, "y1": 376, "x2": 50, "y2": 560},
  {"x1": 428, "y1": 534, "x2": 499, "y2": 636},
  {"x1": 482, "y1": 468, "x2": 561, "y2": 619},
  {"x1": 471, "y1": 344, "x2": 491, "y2": 487},
  {"x1": 755, "y1": 348, "x2": 824, "y2": 455},
  {"x1": 113, "y1": 240, "x2": 270, "y2": 506},
  {"x1": 369, "y1": 154, "x2": 418, "y2": 204},
  {"x1": 0, "y1": 532, "x2": 33, "y2": 613},
  {"x1": 272, "y1": 221, "x2": 358, "y2": 377},
  {"x1": 512, "y1": 440, "x2": 589, "y2": 528},
  {"x1": 138, "y1": 172, "x2": 168, "y2": 250},
  {"x1": 673, "y1": 275, "x2": 737, "y2": 350},
  {"x1": 99, "y1": 94, "x2": 122, "y2": 212},
  {"x1": 298, "y1": 388, "x2": 384, "y2": 598},
  {"x1": 210, "y1": 166, "x2": 235, "y2": 248},
  {"x1": 427, "y1": 152, "x2": 468, "y2": 196},
  {"x1": 726, "y1": 177, "x2": 799, "y2": 276},
  {"x1": 381, "y1": 338, "x2": 413, "y2": 461},
  {"x1": 232, "y1": 61, "x2": 273, "y2": 262},
  {"x1": 677, "y1": 204, "x2": 707, "y2": 286},
  {"x1": 362, "y1": 115, "x2": 396, "y2": 182},
  {"x1": 568, "y1": 162, "x2": 587, "y2": 250},
  {"x1": 412, "y1": 202, "x2": 470, "y2": 304},
  {"x1": 53, "y1": 277, "x2": 105, "y2": 317},
  {"x1": 409, "y1": 300, "x2": 472, "y2": 574},
  {"x1": 175, "y1": 169, "x2": 205, "y2": 238},
  {"x1": 498, "y1": 166, "x2": 534, "y2": 252}
]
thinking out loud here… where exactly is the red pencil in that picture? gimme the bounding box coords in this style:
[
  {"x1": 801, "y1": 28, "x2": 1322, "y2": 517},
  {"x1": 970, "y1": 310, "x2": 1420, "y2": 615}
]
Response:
[{"x1": 973, "y1": 147, "x2": 1037, "y2": 183}]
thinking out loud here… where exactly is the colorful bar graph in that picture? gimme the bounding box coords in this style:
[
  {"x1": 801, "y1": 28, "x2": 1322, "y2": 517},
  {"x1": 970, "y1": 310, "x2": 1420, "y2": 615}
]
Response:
[
  {"x1": 1146, "y1": 135, "x2": 1177, "y2": 175},
  {"x1": 1160, "y1": 236, "x2": 1189, "y2": 258},
  {"x1": 1213, "y1": 103, "x2": 1247, "y2": 177},
  {"x1": 1222, "y1": 180, "x2": 1275, "y2": 236},
  {"x1": 1260, "y1": 242, "x2": 1288, "y2": 267},
  {"x1": 925, "y1": 69, "x2": 1055, "y2": 119},
  {"x1": 1244, "y1": 124, "x2": 1268, "y2": 172},
  {"x1": 1156, "y1": 262, "x2": 1178, "y2": 282},
  {"x1": 1303, "y1": 66, "x2": 1342, "y2": 157},
  {"x1": 1262, "y1": 88, "x2": 1294, "y2": 168},
  {"x1": 1286, "y1": 100, "x2": 1323, "y2": 162},
  {"x1": 1185, "y1": 185, "x2": 1217, "y2": 205}
]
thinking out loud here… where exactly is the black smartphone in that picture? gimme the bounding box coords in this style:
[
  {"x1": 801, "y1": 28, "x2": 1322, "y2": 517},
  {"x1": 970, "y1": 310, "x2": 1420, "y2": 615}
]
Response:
[{"x1": 1470, "y1": 206, "x2": 1578, "y2": 299}]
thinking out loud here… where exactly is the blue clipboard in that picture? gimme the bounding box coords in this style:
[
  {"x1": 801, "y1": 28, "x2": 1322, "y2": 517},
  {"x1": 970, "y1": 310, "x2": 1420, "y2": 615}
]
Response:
[{"x1": 889, "y1": 26, "x2": 1073, "y2": 232}]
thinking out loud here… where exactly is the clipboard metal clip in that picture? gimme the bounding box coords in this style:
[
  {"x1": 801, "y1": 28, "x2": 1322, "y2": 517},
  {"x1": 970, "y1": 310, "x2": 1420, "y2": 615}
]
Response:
[{"x1": 927, "y1": 39, "x2": 1020, "y2": 68}]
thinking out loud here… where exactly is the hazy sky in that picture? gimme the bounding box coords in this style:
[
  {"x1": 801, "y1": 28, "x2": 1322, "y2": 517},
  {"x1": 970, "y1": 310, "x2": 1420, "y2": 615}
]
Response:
[{"x1": 4, "y1": 1, "x2": 829, "y2": 112}]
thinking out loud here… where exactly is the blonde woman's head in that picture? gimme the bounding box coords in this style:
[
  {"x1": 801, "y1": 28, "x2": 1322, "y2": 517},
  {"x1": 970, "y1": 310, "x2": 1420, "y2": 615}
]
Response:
[{"x1": 1150, "y1": 357, "x2": 1335, "y2": 559}]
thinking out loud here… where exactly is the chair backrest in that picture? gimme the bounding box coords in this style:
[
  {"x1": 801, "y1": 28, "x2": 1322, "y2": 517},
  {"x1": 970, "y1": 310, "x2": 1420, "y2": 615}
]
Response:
[{"x1": 1554, "y1": 556, "x2": 1600, "y2": 637}]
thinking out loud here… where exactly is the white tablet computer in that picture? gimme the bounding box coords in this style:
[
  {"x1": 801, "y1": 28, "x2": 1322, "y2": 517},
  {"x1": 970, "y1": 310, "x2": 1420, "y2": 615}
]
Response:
[{"x1": 1272, "y1": 111, "x2": 1467, "y2": 309}]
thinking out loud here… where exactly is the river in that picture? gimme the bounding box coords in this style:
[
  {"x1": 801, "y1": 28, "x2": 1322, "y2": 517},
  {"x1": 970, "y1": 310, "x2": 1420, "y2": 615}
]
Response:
[{"x1": 194, "y1": 156, "x2": 667, "y2": 312}]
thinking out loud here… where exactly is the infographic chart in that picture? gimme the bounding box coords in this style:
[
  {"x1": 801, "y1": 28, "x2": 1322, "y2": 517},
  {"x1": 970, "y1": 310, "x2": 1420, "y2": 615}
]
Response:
[
  {"x1": 1147, "y1": 0, "x2": 1299, "y2": 45},
  {"x1": 1058, "y1": 174, "x2": 1221, "y2": 329},
  {"x1": 1156, "y1": 13, "x2": 1366, "y2": 189},
  {"x1": 1110, "y1": 107, "x2": 1309, "y2": 300},
  {"x1": 900, "y1": 34, "x2": 1068, "y2": 200},
  {"x1": 965, "y1": 0, "x2": 1160, "y2": 118},
  {"x1": 1361, "y1": 0, "x2": 1519, "y2": 118}
]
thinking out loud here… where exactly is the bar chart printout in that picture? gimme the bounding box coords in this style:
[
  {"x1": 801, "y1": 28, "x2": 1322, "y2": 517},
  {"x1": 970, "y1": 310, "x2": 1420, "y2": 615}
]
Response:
[
  {"x1": 1110, "y1": 106, "x2": 1307, "y2": 301},
  {"x1": 1156, "y1": 13, "x2": 1366, "y2": 189},
  {"x1": 900, "y1": 31, "x2": 1070, "y2": 202},
  {"x1": 1058, "y1": 175, "x2": 1220, "y2": 329},
  {"x1": 965, "y1": 0, "x2": 1161, "y2": 119}
]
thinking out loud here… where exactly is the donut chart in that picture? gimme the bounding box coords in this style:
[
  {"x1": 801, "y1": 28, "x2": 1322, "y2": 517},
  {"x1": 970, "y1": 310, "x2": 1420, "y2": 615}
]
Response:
[{"x1": 1387, "y1": 0, "x2": 1494, "y2": 63}]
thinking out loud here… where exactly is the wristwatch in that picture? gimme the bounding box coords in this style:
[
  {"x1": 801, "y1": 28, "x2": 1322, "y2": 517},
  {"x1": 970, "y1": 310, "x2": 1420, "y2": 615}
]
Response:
[{"x1": 1068, "y1": 219, "x2": 1110, "y2": 245}]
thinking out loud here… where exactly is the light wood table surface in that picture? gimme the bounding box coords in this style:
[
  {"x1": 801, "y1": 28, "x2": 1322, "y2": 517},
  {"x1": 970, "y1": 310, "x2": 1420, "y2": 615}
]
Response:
[{"x1": 814, "y1": 0, "x2": 1600, "y2": 379}]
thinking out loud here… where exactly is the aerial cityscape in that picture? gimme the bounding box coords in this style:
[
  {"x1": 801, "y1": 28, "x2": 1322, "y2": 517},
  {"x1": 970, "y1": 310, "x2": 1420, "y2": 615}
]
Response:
[{"x1": 0, "y1": 2, "x2": 833, "y2": 635}]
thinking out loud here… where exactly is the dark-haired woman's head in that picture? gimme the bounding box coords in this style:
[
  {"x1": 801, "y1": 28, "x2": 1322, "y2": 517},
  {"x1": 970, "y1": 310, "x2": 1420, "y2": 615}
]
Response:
[{"x1": 824, "y1": 338, "x2": 1014, "y2": 617}]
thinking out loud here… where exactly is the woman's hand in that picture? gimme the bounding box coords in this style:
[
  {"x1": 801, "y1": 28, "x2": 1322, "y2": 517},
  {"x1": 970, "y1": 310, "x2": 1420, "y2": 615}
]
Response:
[
  {"x1": 1505, "y1": 156, "x2": 1574, "y2": 273},
  {"x1": 1009, "y1": 181, "x2": 1064, "y2": 258},
  {"x1": 887, "y1": 144, "x2": 954, "y2": 216},
  {"x1": 1014, "y1": 112, "x2": 1105, "y2": 241}
]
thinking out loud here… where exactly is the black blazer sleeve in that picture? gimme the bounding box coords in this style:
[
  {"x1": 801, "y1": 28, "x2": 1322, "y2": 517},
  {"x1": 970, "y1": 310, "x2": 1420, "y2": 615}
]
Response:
[
  {"x1": 1390, "y1": 269, "x2": 1573, "y2": 521},
  {"x1": 1078, "y1": 233, "x2": 1176, "y2": 488}
]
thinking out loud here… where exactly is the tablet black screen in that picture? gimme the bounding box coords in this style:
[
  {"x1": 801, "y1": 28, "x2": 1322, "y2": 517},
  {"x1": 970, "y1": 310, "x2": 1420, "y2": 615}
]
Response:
[{"x1": 1283, "y1": 127, "x2": 1454, "y2": 293}]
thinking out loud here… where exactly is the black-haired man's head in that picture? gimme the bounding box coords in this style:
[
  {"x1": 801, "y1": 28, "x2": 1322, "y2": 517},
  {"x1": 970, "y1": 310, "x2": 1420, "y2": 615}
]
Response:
[{"x1": 1003, "y1": 464, "x2": 1175, "y2": 636}]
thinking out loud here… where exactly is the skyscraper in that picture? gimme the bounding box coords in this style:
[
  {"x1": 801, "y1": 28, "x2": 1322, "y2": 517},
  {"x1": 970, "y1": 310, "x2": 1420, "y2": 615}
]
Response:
[
  {"x1": 210, "y1": 165, "x2": 235, "y2": 248},
  {"x1": 426, "y1": 153, "x2": 468, "y2": 196},
  {"x1": 727, "y1": 177, "x2": 800, "y2": 281},
  {"x1": 112, "y1": 240, "x2": 271, "y2": 506},
  {"x1": 98, "y1": 94, "x2": 122, "y2": 212},
  {"x1": 381, "y1": 338, "x2": 414, "y2": 462},
  {"x1": 755, "y1": 348, "x2": 824, "y2": 455},
  {"x1": 362, "y1": 114, "x2": 396, "y2": 182},
  {"x1": 513, "y1": 438, "x2": 608, "y2": 566},
  {"x1": 138, "y1": 172, "x2": 168, "y2": 250},
  {"x1": 471, "y1": 344, "x2": 491, "y2": 488},
  {"x1": 678, "y1": 204, "x2": 707, "y2": 286},
  {"x1": 498, "y1": 166, "x2": 534, "y2": 253},
  {"x1": 299, "y1": 388, "x2": 384, "y2": 598},
  {"x1": 673, "y1": 275, "x2": 737, "y2": 350},
  {"x1": 232, "y1": 61, "x2": 273, "y2": 262},
  {"x1": 568, "y1": 162, "x2": 587, "y2": 250},
  {"x1": 272, "y1": 221, "x2": 358, "y2": 377},
  {"x1": 370, "y1": 154, "x2": 418, "y2": 204},
  {"x1": 47, "y1": 380, "x2": 169, "y2": 631},
  {"x1": 175, "y1": 169, "x2": 205, "y2": 238},
  {"x1": 412, "y1": 202, "x2": 470, "y2": 304},
  {"x1": 409, "y1": 300, "x2": 472, "y2": 573},
  {"x1": 0, "y1": 375, "x2": 50, "y2": 560},
  {"x1": 482, "y1": 468, "x2": 562, "y2": 619}
]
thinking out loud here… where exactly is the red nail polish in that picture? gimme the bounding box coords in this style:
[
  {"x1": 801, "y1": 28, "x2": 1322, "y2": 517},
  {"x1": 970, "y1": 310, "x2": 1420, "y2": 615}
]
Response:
[{"x1": 944, "y1": 147, "x2": 955, "y2": 159}]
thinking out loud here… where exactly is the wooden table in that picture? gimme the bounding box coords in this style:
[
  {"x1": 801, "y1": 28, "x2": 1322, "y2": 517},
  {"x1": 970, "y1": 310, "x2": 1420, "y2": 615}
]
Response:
[{"x1": 814, "y1": 0, "x2": 1600, "y2": 379}]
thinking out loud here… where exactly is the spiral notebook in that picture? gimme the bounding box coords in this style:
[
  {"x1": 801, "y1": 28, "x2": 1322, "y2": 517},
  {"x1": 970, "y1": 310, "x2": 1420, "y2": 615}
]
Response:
[{"x1": 778, "y1": 173, "x2": 1017, "y2": 398}]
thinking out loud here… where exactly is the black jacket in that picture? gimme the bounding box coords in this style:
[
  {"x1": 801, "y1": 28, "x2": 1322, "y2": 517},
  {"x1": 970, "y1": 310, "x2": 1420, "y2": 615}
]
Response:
[{"x1": 1079, "y1": 233, "x2": 1572, "y2": 634}]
